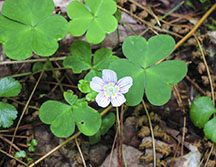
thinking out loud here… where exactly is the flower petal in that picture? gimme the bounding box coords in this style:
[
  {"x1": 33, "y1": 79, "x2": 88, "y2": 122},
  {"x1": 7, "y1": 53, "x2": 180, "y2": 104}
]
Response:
[
  {"x1": 111, "y1": 93, "x2": 126, "y2": 107},
  {"x1": 102, "y1": 69, "x2": 117, "y2": 83},
  {"x1": 117, "y1": 77, "x2": 133, "y2": 94},
  {"x1": 90, "y1": 77, "x2": 105, "y2": 92},
  {"x1": 95, "y1": 92, "x2": 111, "y2": 108}
]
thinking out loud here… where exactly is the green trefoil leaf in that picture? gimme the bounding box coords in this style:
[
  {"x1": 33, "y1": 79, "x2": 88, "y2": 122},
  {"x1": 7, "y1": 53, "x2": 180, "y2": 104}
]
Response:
[
  {"x1": 67, "y1": 0, "x2": 118, "y2": 44},
  {"x1": 0, "y1": 0, "x2": 68, "y2": 60},
  {"x1": 110, "y1": 34, "x2": 188, "y2": 106}
]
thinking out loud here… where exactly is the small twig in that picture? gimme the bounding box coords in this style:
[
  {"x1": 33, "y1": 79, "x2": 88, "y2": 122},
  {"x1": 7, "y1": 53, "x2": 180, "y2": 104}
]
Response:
[
  {"x1": 7, "y1": 98, "x2": 39, "y2": 110},
  {"x1": 0, "y1": 136, "x2": 21, "y2": 151},
  {"x1": 185, "y1": 75, "x2": 207, "y2": 96},
  {"x1": 203, "y1": 144, "x2": 214, "y2": 167},
  {"x1": 142, "y1": 99, "x2": 156, "y2": 167},
  {"x1": 175, "y1": 3, "x2": 216, "y2": 50},
  {"x1": 0, "y1": 56, "x2": 66, "y2": 66},
  {"x1": 75, "y1": 138, "x2": 87, "y2": 167},
  {"x1": 117, "y1": 5, "x2": 182, "y2": 38},
  {"x1": 9, "y1": 70, "x2": 45, "y2": 153},
  {"x1": 128, "y1": 0, "x2": 161, "y2": 26},
  {"x1": 172, "y1": 85, "x2": 186, "y2": 156},
  {"x1": 47, "y1": 58, "x2": 64, "y2": 93},
  {"x1": 29, "y1": 105, "x2": 113, "y2": 167},
  {"x1": 193, "y1": 34, "x2": 215, "y2": 105},
  {"x1": 120, "y1": 105, "x2": 126, "y2": 167},
  {"x1": 108, "y1": 124, "x2": 119, "y2": 167},
  {"x1": 0, "y1": 149, "x2": 28, "y2": 167}
]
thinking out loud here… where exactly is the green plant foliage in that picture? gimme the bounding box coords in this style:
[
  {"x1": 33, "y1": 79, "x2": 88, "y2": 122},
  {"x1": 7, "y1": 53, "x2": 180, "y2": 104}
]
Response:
[
  {"x1": 67, "y1": 0, "x2": 118, "y2": 44},
  {"x1": 63, "y1": 40, "x2": 92, "y2": 73},
  {"x1": 39, "y1": 90, "x2": 101, "y2": 137},
  {"x1": 0, "y1": 77, "x2": 22, "y2": 128},
  {"x1": 32, "y1": 62, "x2": 52, "y2": 73},
  {"x1": 78, "y1": 79, "x2": 97, "y2": 101},
  {"x1": 204, "y1": 117, "x2": 216, "y2": 143},
  {"x1": 109, "y1": 35, "x2": 187, "y2": 106},
  {"x1": 190, "y1": 96, "x2": 216, "y2": 143},
  {"x1": 0, "y1": 102, "x2": 17, "y2": 128},
  {"x1": 190, "y1": 96, "x2": 216, "y2": 128},
  {"x1": 0, "y1": 78, "x2": 22, "y2": 97},
  {"x1": 89, "y1": 112, "x2": 115, "y2": 144},
  {"x1": 63, "y1": 40, "x2": 118, "y2": 78},
  {"x1": 27, "y1": 139, "x2": 38, "y2": 152},
  {"x1": 78, "y1": 80, "x2": 91, "y2": 93},
  {"x1": 14, "y1": 150, "x2": 26, "y2": 159},
  {"x1": 114, "y1": 9, "x2": 122, "y2": 22},
  {"x1": 0, "y1": 0, "x2": 68, "y2": 60}
]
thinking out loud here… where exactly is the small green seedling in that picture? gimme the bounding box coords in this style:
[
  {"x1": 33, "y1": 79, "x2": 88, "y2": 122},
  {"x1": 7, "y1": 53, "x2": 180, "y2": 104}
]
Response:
[
  {"x1": 109, "y1": 34, "x2": 188, "y2": 106},
  {"x1": 0, "y1": 77, "x2": 22, "y2": 128},
  {"x1": 27, "y1": 139, "x2": 38, "y2": 152},
  {"x1": 39, "y1": 90, "x2": 101, "y2": 138},
  {"x1": 67, "y1": 0, "x2": 118, "y2": 44},
  {"x1": 78, "y1": 79, "x2": 97, "y2": 101},
  {"x1": 32, "y1": 62, "x2": 52, "y2": 73},
  {"x1": 0, "y1": 0, "x2": 68, "y2": 60},
  {"x1": 14, "y1": 150, "x2": 26, "y2": 159},
  {"x1": 89, "y1": 112, "x2": 115, "y2": 144},
  {"x1": 15, "y1": 150, "x2": 33, "y2": 163},
  {"x1": 14, "y1": 139, "x2": 37, "y2": 163},
  {"x1": 190, "y1": 96, "x2": 216, "y2": 143},
  {"x1": 63, "y1": 40, "x2": 118, "y2": 79}
]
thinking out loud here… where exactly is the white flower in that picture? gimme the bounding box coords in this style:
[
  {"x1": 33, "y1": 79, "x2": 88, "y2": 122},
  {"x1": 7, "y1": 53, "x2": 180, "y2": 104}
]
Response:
[{"x1": 90, "y1": 69, "x2": 133, "y2": 108}]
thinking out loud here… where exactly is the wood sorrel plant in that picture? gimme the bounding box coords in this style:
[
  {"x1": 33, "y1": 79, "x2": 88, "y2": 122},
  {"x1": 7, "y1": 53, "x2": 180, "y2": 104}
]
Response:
[
  {"x1": 0, "y1": 0, "x2": 68, "y2": 60},
  {"x1": 67, "y1": 0, "x2": 118, "y2": 44},
  {"x1": 109, "y1": 34, "x2": 188, "y2": 106},
  {"x1": 0, "y1": 78, "x2": 22, "y2": 128},
  {"x1": 39, "y1": 90, "x2": 101, "y2": 138},
  {"x1": 190, "y1": 96, "x2": 216, "y2": 143}
]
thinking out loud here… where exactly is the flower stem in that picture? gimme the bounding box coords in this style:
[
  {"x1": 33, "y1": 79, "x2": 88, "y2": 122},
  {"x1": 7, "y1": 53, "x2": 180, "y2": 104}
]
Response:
[{"x1": 116, "y1": 107, "x2": 120, "y2": 133}]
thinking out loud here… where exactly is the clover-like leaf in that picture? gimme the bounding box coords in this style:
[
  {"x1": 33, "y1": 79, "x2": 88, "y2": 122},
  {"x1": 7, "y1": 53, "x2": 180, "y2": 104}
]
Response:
[
  {"x1": 67, "y1": 0, "x2": 118, "y2": 44},
  {"x1": 14, "y1": 150, "x2": 26, "y2": 159},
  {"x1": 100, "y1": 112, "x2": 115, "y2": 135},
  {"x1": 39, "y1": 100, "x2": 75, "y2": 138},
  {"x1": 0, "y1": 0, "x2": 68, "y2": 60},
  {"x1": 0, "y1": 102, "x2": 17, "y2": 128},
  {"x1": 190, "y1": 96, "x2": 216, "y2": 128},
  {"x1": 110, "y1": 35, "x2": 187, "y2": 106},
  {"x1": 0, "y1": 77, "x2": 22, "y2": 97},
  {"x1": 73, "y1": 102, "x2": 101, "y2": 136},
  {"x1": 39, "y1": 90, "x2": 101, "y2": 138},
  {"x1": 78, "y1": 80, "x2": 91, "y2": 93},
  {"x1": 63, "y1": 40, "x2": 92, "y2": 73},
  {"x1": 64, "y1": 90, "x2": 78, "y2": 105},
  {"x1": 204, "y1": 117, "x2": 216, "y2": 143},
  {"x1": 145, "y1": 60, "x2": 187, "y2": 105},
  {"x1": 89, "y1": 112, "x2": 115, "y2": 144},
  {"x1": 63, "y1": 40, "x2": 118, "y2": 76}
]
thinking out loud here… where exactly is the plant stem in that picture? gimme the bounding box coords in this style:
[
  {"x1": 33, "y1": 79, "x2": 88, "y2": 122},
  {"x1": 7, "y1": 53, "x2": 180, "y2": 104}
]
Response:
[
  {"x1": 46, "y1": 58, "x2": 64, "y2": 93},
  {"x1": 9, "y1": 70, "x2": 44, "y2": 153},
  {"x1": 75, "y1": 138, "x2": 87, "y2": 167},
  {"x1": 193, "y1": 34, "x2": 215, "y2": 106},
  {"x1": 142, "y1": 99, "x2": 156, "y2": 167}
]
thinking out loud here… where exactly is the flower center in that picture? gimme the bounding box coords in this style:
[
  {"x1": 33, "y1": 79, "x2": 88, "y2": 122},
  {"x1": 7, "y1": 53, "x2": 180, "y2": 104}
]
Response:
[{"x1": 103, "y1": 82, "x2": 119, "y2": 97}]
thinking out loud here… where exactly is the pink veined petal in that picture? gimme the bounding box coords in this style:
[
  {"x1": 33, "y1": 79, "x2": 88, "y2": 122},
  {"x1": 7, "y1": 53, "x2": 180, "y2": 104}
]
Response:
[
  {"x1": 102, "y1": 69, "x2": 117, "y2": 83},
  {"x1": 111, "y1": 93, "x2": 126, "y2": 107},
  {"x1": 95, "y1": 92, "x2": 111, "y2": 108},
  {"x1": 90, "y1": 77, "x2": 105, "y2": 92},
  {"x1": 117, "y1": 76, "x2": 133, "y2": 94}
]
